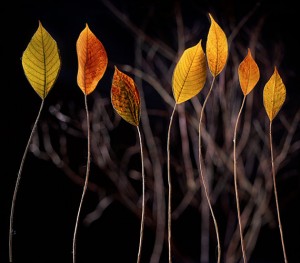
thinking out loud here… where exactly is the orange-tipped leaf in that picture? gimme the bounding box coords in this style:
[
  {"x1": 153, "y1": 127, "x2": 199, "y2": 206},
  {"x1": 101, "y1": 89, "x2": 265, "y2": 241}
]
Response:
[
  {"x1": 172, "y1": 40, "x2": 207, "y2": 104},
  {"x1": 206, "y1": 13, "x2": 228, "y2": 77},
  {"x1": 21, "y1": 21, "x2": 61, "y2": 99},
  {"x1": 238, "y1": 48, "x2": 260, "y2": 95},
  {"x1": 77, "y1": 24, "x2": 108, "y2": 95},
  {"x1": 111, "y1": 66, "x2": 141, "y2": 126},
  {"x1": 263, "y1": 67, "x2": 286, "y2": 121}
]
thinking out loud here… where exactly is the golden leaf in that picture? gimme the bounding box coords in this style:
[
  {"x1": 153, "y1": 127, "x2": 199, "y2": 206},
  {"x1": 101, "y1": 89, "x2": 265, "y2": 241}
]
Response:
[
  {"x1": 172, "y1": 40, "x2": 207, "y2": 104},
  {"x1": 206, "y1": 13, "x2": 228, "y2": 77},
  {"x1": 77, "y1": 23, "x2": 108, "y2": 95},
  {"x1": 238, "y1": 48, "x2": 260, "y2": 95},
  {"x1": 263, "y1": 67, "x2": 286, "y2": 121},
  {"x1": 21, "y1": 21, "x2": 61, "y2": 99},
  {"x1": 111, "y1": 66, "x2": 141, "y2": 126}
]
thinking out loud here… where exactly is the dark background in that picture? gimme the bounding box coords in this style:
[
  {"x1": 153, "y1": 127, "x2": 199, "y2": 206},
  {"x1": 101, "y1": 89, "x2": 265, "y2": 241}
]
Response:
[{"x1": 2, "y1": 0, "x2": 300, "y2": 262}]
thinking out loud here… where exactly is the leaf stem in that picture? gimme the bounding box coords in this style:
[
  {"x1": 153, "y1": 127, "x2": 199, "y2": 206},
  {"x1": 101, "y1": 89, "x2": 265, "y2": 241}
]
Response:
[
  {"x1": 198, "y1": 77, "x2": 221, "y2": 263},
  {"x1": 136, "y1": 126, "x2": 145, "y2": 263},
  {"x1": 269, "y1": 122, "x2": 288, "y2": 263},
  {"x1": 72, "y1": 94, "x2": 91, "y2": 263},
  {"x1": 167, "y1": 104, "x2": 177, "y2": 263},
  {"x1": 233, "y1": 95, "x2": 247, "y2": 263},
  {"x1": 9, "y1": 100, "x2": 45, "y2": 263}
]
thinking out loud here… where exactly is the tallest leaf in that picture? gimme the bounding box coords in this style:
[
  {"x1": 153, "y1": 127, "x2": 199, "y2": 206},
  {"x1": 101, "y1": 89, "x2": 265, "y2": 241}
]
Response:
[
  {"x1": 22, "y1": 21, "x2": 61, "y2": 99},
  {"x1": 206, "y1": 13, "x2": 228, "y2": 77}
]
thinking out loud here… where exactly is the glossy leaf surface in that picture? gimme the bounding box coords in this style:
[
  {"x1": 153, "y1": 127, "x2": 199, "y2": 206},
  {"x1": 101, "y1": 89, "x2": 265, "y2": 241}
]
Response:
[
  {"x1": 172, "y1": 40, "x2": 207, "y2": 104},
  {"x1": 77, "y1": 24, "x2": 108, "y2": 95},
  {"x1": 263, "y1": 67, "x2": 286, "y2": 121},
  {"x1": 206, "y1": 13, "x2": 228, "y2": 77},
  {"x1": 238, "y1": 48, "x2": 260, "y2": 95},
  {"x1": 21, "y1": 21, "x2": 61, "y2": 99},
  {"x1": 111, "y1": 66, "x2": 141, "y2": 126}
]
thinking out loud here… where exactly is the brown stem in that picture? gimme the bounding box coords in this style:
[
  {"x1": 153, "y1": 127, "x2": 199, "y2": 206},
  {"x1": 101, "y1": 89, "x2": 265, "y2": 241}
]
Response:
[
  {"x1": 72, "y1": 94, "x2": 91, "y2": 263},
  {"x1": 167, "y1": 104, "x2": 177, "y2": 263},
  {"x1": 198, "y1": 77, "x2": 221, "y2": 263},
  {"x1": 136, "y1": 126, "x2": 145, "y2": 263},
  {"x1": 269, "y1": 122, "x2": 288, "y2": 263},
  {"x1": 9, "y1": 99, "x2": 45, "y2": 263},
  {"x1": 233, "y1": 95, "x2": 247, "y2": 263}
]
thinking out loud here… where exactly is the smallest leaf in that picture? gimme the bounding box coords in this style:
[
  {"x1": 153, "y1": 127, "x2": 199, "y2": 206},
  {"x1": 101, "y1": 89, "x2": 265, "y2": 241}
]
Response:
[
  {"x1": 238, "y1": 48, "x2": 260, "y2": 95},
  {"x1": 263, "y1": 67, "x2": 286, "y2": 121},
  {"x1": 111, "y1": 66, "x2": 141, "y2": 126}
]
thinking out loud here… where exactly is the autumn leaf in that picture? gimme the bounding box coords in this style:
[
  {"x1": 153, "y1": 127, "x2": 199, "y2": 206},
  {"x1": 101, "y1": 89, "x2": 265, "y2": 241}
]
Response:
[
  {"x1": 111, "y1": 66, "x2": 141, "y2": 126},
  {"x1": 206, "y1": 13, "x2": 228, "y2": 77},
  {"x1": 172, "y1": 40, "x2": 207, "y2": 104},
  {"x1": 234, "y1": 47, "x2": 260, "y2": 263},
  {"x1": 77, "y1": 23, "x2": 108, "y2": 95},
  {"x1": 263, "y1": 67, "x2": 286, "y2": 121},
  {"x1": 238, "y1": 48, "x2": 260, "y2": 95},
  {"x1": 21, "y1": 21, "x2": 61, "y2": 99}
]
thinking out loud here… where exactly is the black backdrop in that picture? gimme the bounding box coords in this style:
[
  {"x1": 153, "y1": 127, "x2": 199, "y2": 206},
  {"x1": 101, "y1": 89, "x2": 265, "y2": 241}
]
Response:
[{"x1": 2, "y1": 0, "x2": 300, "y2": 262}]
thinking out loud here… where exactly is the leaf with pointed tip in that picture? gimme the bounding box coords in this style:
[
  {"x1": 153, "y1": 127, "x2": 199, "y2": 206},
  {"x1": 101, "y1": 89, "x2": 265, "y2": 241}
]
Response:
[
  {"x1": 77, "y1": 24, "x2": 108, "y2": 95},
  {"x1": 263, "y1": 67, "x2": 286, "y2": 121},
  {"x1": 111, "y1": 66, "x2": 141, "y2": 126},
  {"x1": 206, "y1": 13, "x2": 228, "y2": 77},
  {"x1": 21, "y1": 21, "x2": 61, "y2": 99},
  {"x1": 238, "y1": 48, "x2": 260, "y2": 95},
  {"x1": 172, "y1": 40, "x2": 207, "y2": 104}
]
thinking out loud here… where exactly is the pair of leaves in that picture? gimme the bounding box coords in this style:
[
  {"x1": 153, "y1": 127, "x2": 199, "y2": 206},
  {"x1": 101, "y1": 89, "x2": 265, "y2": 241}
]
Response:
[
  {"x1": 238, "y1": 48, "x2": 286, "y2": 121},
  {"x1": 76, "y1": 26, "x2": 140, "y2": 127},
  {"x1": 77, "y1": 25, "x2": 140, "y2": 126},
  {"x1": 236, "y1": 48, "x2": 287, "y2": 263},
  {"x1": 21, "y1": 22, "x2": 109, "y2": 98},
  {"x1": 172, "y1": 13, "x2": 228, "y2": 104}
]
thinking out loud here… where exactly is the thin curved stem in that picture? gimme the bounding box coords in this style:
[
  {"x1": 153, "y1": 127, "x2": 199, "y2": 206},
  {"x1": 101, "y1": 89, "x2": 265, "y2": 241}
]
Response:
[
  {"x1": 167, "y1": 104, "x2": 177, "y2": 263},
  {"x1": 72, "y1": 94, "x2": 91, "y2": 263},
  {"x1": 136, "y1": 125, "x2": 145, "y2": 263},
  {"x1": 269, "y1": 122, "x2": 288, "y2": 263},
  {"x1": 233, "y1": 95, "x2": 247, "y2": 263},
  {"x1": 198, "y1": 77, "x2": 221, "y2": 263},
  {"x1": 9, "y1": 99, "x2": 45, "y2": 263}
]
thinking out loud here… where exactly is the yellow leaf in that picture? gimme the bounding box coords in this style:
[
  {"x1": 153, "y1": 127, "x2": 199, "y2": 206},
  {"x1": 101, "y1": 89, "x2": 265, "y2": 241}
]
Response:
[
  {"x1": 21, "y1": 21, "x2": 61, "y2": 99},
  {"x1": 238, "y1": 48, "x2": 260, "y2": 95},
  {"x1": 111, "y1": 66, "x2": 141, "y2": 126},
  {"x1": 77, "y1": 23, "x2": 108, "y2": 95},
  {"x1": 263, "y1": 67, "x2": 286, "y2": 121},
  {"x1": 172, "y1": 40, "x2": 207, "y2": 104},
  {"x1": 206, "y1": 13, "x2": 228, "y2": 77}
]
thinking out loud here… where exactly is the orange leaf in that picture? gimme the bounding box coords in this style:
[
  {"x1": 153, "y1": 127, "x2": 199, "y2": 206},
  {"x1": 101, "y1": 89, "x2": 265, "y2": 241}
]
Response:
[
  {"x1": 206, "y1": 13, "x2": 228, "y2": 77},
  {"x1": 238, "y1": 48, "x2": 260, "y2": 95},
  {"x1": 172, "y1": 40, "x2": 207, "y2": 104},
  {"x1": 76, "y1": 23, "x2": 108, "y2": 95},
  {"x1": 111, "y1": 66, "x2": 141, "y2": 126},
  {"x1": 263, "y1": 67, "x2": 286, "y2": 121}
]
